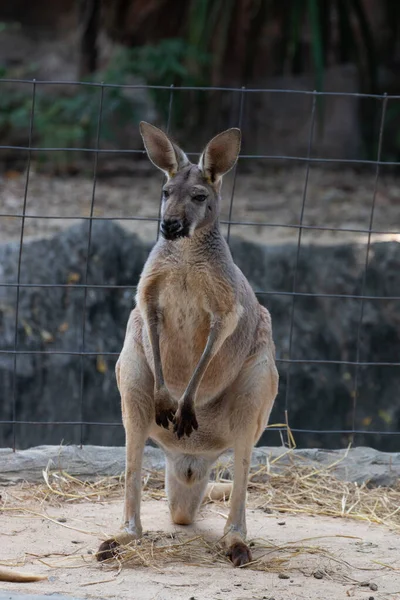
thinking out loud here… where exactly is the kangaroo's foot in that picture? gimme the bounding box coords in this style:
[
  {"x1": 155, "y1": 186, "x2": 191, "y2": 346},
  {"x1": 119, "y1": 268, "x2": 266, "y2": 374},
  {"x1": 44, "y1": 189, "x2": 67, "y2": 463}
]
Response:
[
  {"x1": 97, "y1": 539, "x2": 120, "y2": 562},
  {"x1": 173, "y1": 401, "x2": 198, "y2": 439},
  {"x1": 223, "y1": 520, "x2": 252, "y2": 568},
  {"x1": 226, "y1": 540, "x2": 252, "y2": 567},
  {"x1": 96, "y1": 530, "x2": 141, "y2": 562}
]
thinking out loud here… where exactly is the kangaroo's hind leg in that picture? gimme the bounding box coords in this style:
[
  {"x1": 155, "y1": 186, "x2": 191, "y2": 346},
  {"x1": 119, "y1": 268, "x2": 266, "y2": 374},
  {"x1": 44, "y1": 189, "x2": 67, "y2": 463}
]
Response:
[
  {"x1": 97, "y1": 310, "x2": 154, "y2": 561},
  {"x1": 223, "y1": 356, "x2": 278, "y2": 566}
]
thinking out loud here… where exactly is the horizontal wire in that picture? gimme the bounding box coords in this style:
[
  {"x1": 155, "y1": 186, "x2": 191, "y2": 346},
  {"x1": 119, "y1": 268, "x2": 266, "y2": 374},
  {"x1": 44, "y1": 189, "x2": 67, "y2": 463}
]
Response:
[
  {"x1": 2, "y1": 145, "x2": 400, "y2": 166},
  {"x1": 0, "y1": 348, "x2": 398, "y2": 366},
  {"x1": 0, "y1": 281, "x2": 399, "y2": 301},
  {"x1": 1, "y1": 212, "x2": 399, "y2": 236},
  {"x1": 1, "y1": 78, "x2": 400, "y2": 98},
  {"x1": 0, "y1": 213, "x2": 160, "y2": 221},
  {"x1": 0, "y1": 420, "x2": 398, "y2": 437}
]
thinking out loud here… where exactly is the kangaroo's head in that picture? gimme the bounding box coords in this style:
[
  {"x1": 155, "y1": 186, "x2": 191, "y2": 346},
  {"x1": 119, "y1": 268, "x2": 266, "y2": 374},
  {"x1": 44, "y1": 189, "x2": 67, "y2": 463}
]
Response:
[{"x1": 139, "y1": 121, "x2": 241, "y2": 241}]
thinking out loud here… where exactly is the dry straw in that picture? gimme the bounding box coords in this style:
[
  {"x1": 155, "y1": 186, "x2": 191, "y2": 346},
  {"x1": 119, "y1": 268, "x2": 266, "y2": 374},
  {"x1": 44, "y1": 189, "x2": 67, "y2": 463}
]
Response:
[{"x1": 1, "y1": 431, "x2": 399, "y2": 580}]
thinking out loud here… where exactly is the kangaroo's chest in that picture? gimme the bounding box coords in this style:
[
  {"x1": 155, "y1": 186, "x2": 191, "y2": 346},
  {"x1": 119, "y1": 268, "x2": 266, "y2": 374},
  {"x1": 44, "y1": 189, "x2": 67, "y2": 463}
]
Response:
[
  {"x1": 157, "y1": 269, "x2": 211, "y2": 389},
  {"x1": 158, "y1": 269, "x2": 209, "y2": 338}
]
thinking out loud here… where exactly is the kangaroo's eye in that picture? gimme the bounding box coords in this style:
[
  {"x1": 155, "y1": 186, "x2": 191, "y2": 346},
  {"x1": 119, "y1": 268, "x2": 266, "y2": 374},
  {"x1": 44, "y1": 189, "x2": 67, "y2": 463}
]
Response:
[
  {"x1": 163, "y1": 190, "x2": 170, "y2": 199},
  {"x1": 194, "y1": 194, "x2": 207, "y2": 202}
]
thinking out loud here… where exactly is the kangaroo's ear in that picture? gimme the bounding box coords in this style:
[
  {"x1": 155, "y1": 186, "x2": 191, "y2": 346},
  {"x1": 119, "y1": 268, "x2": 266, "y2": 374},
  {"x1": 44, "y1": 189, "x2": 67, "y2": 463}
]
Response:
[
  {"x1": 198, "y1": 128, "x2": 241, "y2": 184},
  {"x1": 139, "y1": 122, "x2": 189, "y2": 178}
]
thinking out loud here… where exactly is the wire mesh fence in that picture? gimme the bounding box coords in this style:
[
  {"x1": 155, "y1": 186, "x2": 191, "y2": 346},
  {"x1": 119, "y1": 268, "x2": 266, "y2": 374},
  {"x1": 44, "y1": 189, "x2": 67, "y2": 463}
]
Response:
[{"x1": 0, "y1": 79, "x2": 399, "y2": 451}]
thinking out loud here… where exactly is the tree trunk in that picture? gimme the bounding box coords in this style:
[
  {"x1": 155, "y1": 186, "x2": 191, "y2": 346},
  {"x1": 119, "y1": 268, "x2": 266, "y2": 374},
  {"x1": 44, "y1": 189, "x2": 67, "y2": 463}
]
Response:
[{"x1": 78, "y1": 0, "x2": 101, "y2": 78}]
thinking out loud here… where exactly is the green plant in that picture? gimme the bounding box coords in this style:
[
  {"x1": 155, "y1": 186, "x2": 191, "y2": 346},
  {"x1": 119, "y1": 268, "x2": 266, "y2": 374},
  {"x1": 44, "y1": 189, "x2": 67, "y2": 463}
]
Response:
[
  {"x1": 0, "y1": 83, "x2": 136, "y2": 171},
  {"x1": 282, "y1": 0, "x2": 377, "y2": 92},
  {"x1": 102, "y1": 38, "x2": 210, "y2": 125},
  {"x1": 0, "y1": 37, "x2": 209, "y2": 171},
  {"x1": 182, "y1": 0, "x2": 379, "y2": 144},
  {"x1": 183, "y1": 0, "x2": 377, "y2": 92}
]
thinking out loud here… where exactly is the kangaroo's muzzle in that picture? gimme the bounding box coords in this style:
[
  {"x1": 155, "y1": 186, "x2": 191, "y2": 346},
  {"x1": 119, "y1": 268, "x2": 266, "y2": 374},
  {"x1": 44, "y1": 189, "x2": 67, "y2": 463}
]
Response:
[{"x1": 160, "y1": 218, "x2": 189, "y2": 240}]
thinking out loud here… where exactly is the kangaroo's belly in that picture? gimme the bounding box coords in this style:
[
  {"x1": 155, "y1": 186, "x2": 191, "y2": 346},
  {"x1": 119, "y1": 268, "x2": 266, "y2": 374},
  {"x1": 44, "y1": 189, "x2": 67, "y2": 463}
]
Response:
[
  {"x1": 147, "y1": 283, "x2": 243, "y2": 402},
  {"x1": 160, "y1": 305, "x2": 209, "y2": 394}
]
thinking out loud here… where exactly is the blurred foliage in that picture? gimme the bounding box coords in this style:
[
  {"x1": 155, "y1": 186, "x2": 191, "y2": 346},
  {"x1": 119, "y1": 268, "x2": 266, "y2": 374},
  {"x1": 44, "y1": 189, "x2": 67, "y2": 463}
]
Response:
[
  {"x1": 275, "y1": 0, "x2": 377, "y2": 92},
  {"x1": 103, "y1": 0, "x2": 380, "y2": 93},
  {"x1": 0, "y1": 82, "x2": 134, "y2": 171},
  {"x1": 0, "y1": 38, "x2": 208, "y2": 171},
  {"x1": 105, "y1": 39, "x2": 209, "y2": 89},
  {"x1": 1, "y1": 0, "x2": 400, "y2": 165},
  {"x1": 101, "y1": 0, "x2": 394, "y2": 158},
  {"x1": 103, "y1": 38, "x2": 210, "y2": 124},
  {"x1": 183, "y1": 0, "x2": 380, "y2": 143}
]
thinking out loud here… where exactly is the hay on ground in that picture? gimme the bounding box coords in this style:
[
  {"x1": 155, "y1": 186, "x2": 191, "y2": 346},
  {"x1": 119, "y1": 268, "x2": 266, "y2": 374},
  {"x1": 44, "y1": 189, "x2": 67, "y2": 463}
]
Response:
[{"x1": 1, "y1": 441, "x2": 399, "y2": 582}]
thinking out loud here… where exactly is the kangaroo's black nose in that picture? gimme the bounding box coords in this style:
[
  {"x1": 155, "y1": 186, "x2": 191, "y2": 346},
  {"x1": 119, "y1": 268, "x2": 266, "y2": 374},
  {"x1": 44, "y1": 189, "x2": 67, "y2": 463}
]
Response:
[{"x1": 160, "y1": 219, "x2": 183, "y2": 239}]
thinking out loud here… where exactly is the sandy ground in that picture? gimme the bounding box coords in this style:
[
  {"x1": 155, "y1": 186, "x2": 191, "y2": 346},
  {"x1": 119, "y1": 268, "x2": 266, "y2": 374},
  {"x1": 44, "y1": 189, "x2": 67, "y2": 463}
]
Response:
[
  {"x1": 1, "y1": 484, "x2": 399, "y2": 600},
  {"x1": 1, "y1": 165, "x2": 400, "y2": 246}
]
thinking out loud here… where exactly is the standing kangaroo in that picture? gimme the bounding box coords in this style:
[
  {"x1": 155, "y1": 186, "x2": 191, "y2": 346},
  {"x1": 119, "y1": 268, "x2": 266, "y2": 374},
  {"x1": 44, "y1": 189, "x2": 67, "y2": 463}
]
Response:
[{"x1": 97, "y1": 122, "x2": 279, "y2": 566}]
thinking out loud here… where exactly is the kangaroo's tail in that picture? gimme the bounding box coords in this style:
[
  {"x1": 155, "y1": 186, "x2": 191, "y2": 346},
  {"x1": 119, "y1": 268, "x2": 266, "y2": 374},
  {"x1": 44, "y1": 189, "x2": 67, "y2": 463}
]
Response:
[{"x1": 0, "y1": 567, "x2": 47, "y2": 582}]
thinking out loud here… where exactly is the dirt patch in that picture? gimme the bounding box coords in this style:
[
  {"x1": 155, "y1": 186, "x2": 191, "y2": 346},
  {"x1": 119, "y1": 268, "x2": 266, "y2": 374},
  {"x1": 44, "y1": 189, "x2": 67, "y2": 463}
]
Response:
[
  {"x1": 1, "y1": 468, "x2": 399, "y2": 600},
  {"x1": 2, "y1": 165, "x2": 399, "y2": 246}
]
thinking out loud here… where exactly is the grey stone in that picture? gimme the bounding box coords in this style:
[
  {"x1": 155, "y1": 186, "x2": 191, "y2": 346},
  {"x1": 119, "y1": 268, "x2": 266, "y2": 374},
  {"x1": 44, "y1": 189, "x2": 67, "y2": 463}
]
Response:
[
  {"x1": 0, "y1": 221, "x2": 149, "y2": 450},
  {"x1": 0, "y1": 221, "x2": 399, "y2": 451},
  {"x1": 0, "y1": 444, "x2": 161, "y2": 483},
  {"x1": 0, "y1": 444, "x2": 399, "y2": 487}
]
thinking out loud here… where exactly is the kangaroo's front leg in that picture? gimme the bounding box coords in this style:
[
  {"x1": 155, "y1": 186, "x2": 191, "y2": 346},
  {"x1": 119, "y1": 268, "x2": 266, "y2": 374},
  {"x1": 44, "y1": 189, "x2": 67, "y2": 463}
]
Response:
[
  {"x1": 174, "y1": 309, "x2": 240, "y2": 439},
  {"x1": 147, "y1": 311, "x2": 178, "y2": 428},
  {"x1": 142, "y1": 280, "x2": 177, "y2": 429}
]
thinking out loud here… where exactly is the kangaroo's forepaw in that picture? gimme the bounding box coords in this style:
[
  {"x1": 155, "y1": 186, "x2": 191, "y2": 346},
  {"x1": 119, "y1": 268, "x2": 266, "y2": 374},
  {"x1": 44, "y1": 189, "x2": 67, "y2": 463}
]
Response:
[
  {"x1": 155, "y1": 404, "x2": 177, "y2": 429},
  {"x1": 96, "y1": 538, "x2": 120, "y2": 562},
  {"x1": 173, "y1": 403, "x2": 198, "y2": 439},
  {"x1": 227, "y1": 541, "x2": 252, "y2": 567},
  {"x1": 154, "y1": 388, "x2": 178, "y2": 429}
]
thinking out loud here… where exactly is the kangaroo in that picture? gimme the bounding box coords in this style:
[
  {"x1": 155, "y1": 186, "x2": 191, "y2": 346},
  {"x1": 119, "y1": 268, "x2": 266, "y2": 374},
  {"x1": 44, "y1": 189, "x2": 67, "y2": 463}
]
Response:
[{"x1": 97, "y1": 122, "x2": 279, "y2": 566}]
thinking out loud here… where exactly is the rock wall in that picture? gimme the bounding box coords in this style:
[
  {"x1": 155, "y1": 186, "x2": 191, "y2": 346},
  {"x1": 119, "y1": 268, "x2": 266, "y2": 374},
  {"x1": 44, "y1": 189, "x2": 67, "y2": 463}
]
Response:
[
  {"x1": 2, "y1": 445, "x2": 399, "y2": 487},
  {"x1": 0, "y1": 221, "x2": 399, "y2": 450}
]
